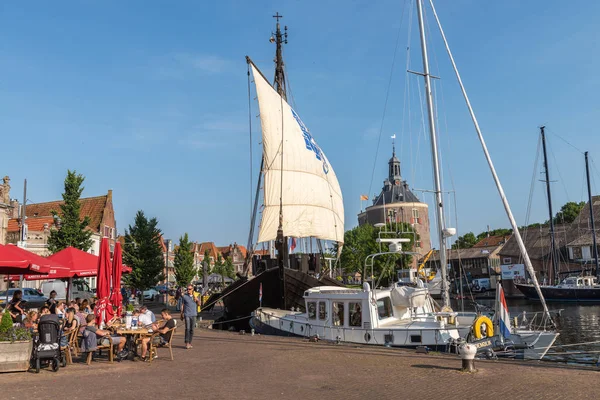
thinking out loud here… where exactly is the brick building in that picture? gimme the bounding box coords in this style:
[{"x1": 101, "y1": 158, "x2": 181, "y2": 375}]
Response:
[{"x1": 357, "y1": 145, "x2": 431, "y2": 267}]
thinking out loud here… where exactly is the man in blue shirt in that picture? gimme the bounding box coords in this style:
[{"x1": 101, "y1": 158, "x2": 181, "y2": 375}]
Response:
[{"x1": 180, "y1": 284, "x2": 200, "y2": 349}]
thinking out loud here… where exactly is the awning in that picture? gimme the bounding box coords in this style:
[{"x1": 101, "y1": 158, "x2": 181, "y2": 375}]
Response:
[{"x1": 0, "y1": 244, "x2": 51, "y2": 275}]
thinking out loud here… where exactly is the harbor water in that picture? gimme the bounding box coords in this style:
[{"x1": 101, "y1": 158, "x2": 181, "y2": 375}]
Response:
[{"x1": 454, "y1": 297, "x2": 600, "y2": 364}]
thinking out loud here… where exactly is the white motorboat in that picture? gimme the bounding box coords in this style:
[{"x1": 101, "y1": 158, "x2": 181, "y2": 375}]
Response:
[{"x1": 251, "y1": 282, "x2": 460, "y2": 351}]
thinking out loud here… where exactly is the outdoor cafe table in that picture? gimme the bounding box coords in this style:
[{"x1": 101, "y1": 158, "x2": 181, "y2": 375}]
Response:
[{"x1": 112, "y1": 326, "x2": 153, "y2": 359}]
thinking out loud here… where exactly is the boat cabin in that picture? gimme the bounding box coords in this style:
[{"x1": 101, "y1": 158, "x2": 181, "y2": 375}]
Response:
[
  {"x1": 558, "y1": 276, "x2": 599, "y2": 288},
  {"x1": 303, "y1": 283, "x2": 432, "y2": 331}
]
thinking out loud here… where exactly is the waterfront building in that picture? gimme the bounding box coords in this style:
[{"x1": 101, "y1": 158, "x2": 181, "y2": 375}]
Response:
[{"x1": 357, "y1": 145, "x2": 431, "y2": 267}]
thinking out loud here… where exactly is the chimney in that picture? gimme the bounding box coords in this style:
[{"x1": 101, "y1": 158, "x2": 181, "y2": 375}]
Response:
[
  {"x1": 10, "y1": 199, "x2": 19, "y2": 218},
  {"x1": 107, "y1": 189, "x2": 113, "y2": 202}
]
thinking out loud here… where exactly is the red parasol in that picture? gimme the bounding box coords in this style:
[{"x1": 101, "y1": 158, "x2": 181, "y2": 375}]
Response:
[
  {"x1": 0, "y1": 244, "x2": 51, "y2": 275},
  {"x1": 109, "y1": 242, "x2": 123, "y2": 315},
  {"x1": 94, "y1": 238, "x2": 114, "y2": 326},
  {"x1": 4, "y1": 245, "x2": 70, "y2": 280}
]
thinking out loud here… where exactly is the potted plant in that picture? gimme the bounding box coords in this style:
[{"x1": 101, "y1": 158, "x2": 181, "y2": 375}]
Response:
[
  {"x1": 125, "y1": 304, "x2": 134, "y2": 329},
  {"x1": 0, "y1": 312, "x2": 32, "y2": 373}
]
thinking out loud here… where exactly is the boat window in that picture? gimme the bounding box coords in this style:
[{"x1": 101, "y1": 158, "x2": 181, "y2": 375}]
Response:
[
  {"x1": 307, "y1": 302, "x2": 317, "y2": 320},
  {"x1": 332, "y1": 302, "x2": 344, "y2": 326},
  {"x1": 377, "y1": 297, "x2": 393, "y2": 319},
  {"x1": 349, "y1": 302, "x2": 362, "y2": 327},
  {"x1": 318, "y1": 301, "x2": 327, "y2": 320}
]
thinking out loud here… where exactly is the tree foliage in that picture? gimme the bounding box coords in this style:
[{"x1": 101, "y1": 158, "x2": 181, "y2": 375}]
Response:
[
  {"x1": 336, "y1": 223, "x2": 416, "y2": 283},
  {"x1": 212, "y1": 254, "x2": 235, "y2": 285},
  {"x1": 173, "y1": 233, "x2": 196, "y2": 287},
  {"x1": 47, "y1": 170, "x2": 93, "y2": 253},
  {"x1": 451, "y1": 232, "x2": 478, "y2": 250},
  {"x1": 552, "y1": 201, "x2": 585, "y2": 225},
  {"x1": 123, "y1": 210, "x2": 165, "y2": 292}
]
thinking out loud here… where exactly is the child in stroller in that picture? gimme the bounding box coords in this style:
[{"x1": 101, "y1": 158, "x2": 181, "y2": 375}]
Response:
[{"x1": 31, "y1": 314, "x2": 65, "y2": 373}]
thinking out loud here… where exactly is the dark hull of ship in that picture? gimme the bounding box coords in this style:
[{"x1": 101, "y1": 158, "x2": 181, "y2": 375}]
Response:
[
  {"x1": 206, "y1": 266, "x2": 343, "y2": 331},
  {"x1": 515, "y1": 283, "x2": 600, "y2": 302}
]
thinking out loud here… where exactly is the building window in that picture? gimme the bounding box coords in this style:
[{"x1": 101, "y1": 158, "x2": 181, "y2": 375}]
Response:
[
  {"x1": 568, "y1": 247, "x2": 574, "y2": 260},
  {"x1": 503, "y1": 257, "x2": 511, "y2": 264},
  {"x1": 415, "y1": 241, "x2": 421, "y2": 248},
  {"x1": 582, "y1": 246, "x2": 592, "y2": 260}
]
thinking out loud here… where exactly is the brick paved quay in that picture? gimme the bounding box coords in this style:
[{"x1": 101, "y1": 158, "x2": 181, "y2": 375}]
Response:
[{"x1": 1, "y1": 328, "x2": 599, "y2": 400}]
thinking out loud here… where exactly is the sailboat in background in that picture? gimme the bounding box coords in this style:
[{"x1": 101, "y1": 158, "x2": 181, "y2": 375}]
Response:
[{"x1": 515, "y1": 148, "x2": 600, "y2": 301}]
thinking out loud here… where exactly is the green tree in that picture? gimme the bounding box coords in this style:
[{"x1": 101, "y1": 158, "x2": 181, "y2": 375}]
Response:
[
  {"x1": 123, "y1": 211, "x2": 165, "y2": 296},
  {"x1": 337, "y1": 223, "x2": 416, "y2": 284},
  {"x1": 451, "y1": 232, "x2": 477, "y2": 249},
  {"x1": 553, "y1": 201, "x2": 586, "y2": 225},
  {"x1": 47, "y1": 170, "x2": 93, "y2": 253},
  {"x1": 173, "y1": 233, "x2": 196, "y2": 287},
  {"x1": 212, "y1": 254, "x2": 235, "y2": 286}
]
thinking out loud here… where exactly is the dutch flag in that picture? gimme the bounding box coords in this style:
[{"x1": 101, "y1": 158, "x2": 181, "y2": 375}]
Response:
[{"x1": 497, "y1": 283, "x2": 512, "y2": 338}]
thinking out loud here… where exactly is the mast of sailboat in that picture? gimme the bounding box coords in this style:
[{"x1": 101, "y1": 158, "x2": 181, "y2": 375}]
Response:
[
  {"x1": 540, "y1": 127, "x2": 559, "y2": 284},
  {"x1": 273, "y1": 12, "x2": 288, "y2": 309},
  {"x1": 427, "y1": 0, "x2": 553, "y2": 324},
  {"x1": 415, "y1": 0, "x2": 451, "y2": 307},
  {"x1": 584, "y1": 151, "x2": 600, "y2": 277}
]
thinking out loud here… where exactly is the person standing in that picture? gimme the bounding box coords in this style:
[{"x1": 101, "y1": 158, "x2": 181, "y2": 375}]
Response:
[
  {"x1": 180, "y1": 284, "x2": 200, "y2": 349},
  {"x1": 46, "y1": 290, "x2": 58, "y2": 314}
]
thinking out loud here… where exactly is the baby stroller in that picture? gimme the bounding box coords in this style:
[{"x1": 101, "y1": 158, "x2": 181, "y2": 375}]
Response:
[{"x1": 32, "y1": 314, "x2": 65, "y2": 373}]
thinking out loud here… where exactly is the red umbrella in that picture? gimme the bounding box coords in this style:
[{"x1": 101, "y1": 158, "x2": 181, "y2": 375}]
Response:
[
  {"x1": 109, "y1": 242, "x2": 123, "y2": 315},
  {"x1": 47, "y1": 247, "x2": 101, "y2": 277},
  {"x1": 0, "y1": 244, "x2": 51, "y2": 275},
  {"x1": 94, "y1": 238, "x2": 114, "y2": 326},
  {"x1": 4, "y1": 245, "x2": 70, "y2": 280}
]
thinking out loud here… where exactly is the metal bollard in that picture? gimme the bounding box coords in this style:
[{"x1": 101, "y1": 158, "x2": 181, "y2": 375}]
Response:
[{"x1": 457, "y1": 343, "x2": 477, "y2": 372}]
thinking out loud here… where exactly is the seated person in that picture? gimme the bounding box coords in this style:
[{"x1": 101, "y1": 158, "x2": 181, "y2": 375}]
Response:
[
  {"x1": 23, "y1": 310, "x2": 39, "y2": 332},
  {"x1": 61, "y1": 307, "x2": 79, "y2": 347},
  {"x1": 39, "y1": 306, "x2": 51, "y2": 316},
  {"x1": 140, "y1": 309, "x2": 176, "y2": 361},
  {"x1": 85, "y1": 314, "x2": 127, "y2": 354},
  {"x1": 137, "y1": 307, "x2": 153, "y2": 327},
  {"x1": 140, "y1": 305, "x2": 156, "y2": 323}
]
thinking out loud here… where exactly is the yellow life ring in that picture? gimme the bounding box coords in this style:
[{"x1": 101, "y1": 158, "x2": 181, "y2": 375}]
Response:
[{"x1": 472, "y1": 316, "x2": 494, "y2": 339}]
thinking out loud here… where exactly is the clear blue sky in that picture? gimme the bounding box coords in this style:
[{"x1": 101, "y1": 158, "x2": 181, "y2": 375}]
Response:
[{"x1": 2, "y1": 0, "x2": 600, "y2": 247}]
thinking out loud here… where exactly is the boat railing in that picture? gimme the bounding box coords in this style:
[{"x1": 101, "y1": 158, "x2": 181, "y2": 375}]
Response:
[{"x1": 514, "y1": 309, "x2": 562, "y2": 331}]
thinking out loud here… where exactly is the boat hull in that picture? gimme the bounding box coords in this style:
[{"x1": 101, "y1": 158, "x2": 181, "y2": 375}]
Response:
[
  {"x1": 251, "y1": 308, "x2": 458, "y2": 352},
  {"x1": 515, "y1": 283, "x2": 600, "y2": 302}
]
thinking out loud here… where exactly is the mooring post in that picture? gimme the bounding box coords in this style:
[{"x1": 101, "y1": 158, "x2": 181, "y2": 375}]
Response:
[{"x1": 458, "y1": 343, "x2": 477, "y2": 372}]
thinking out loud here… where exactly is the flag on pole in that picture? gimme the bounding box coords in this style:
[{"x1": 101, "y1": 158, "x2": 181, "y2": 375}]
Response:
[
  {"x1": 360, "y1": 194, "x2": 369, "y2": 201},
  {"x1": 289, "y1": 237, "x2": 297, "y2": 252},
  {"x1": 497, "y1": 283, "x2": 512, "y2": 338},
  {"x1": 259, "y1": 283, "x2": 263, "y2": 304},
  {"x1": 391, "y1": 134, "x2": 396, "y2": 139}
]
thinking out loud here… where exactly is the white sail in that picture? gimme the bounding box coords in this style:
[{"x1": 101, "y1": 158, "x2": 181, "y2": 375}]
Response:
[{"x1": 250, "y1": 63, "x2": 344, "y2": 244}]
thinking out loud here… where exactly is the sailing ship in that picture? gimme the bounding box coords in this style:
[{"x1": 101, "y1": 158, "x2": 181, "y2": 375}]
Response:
[
  {"x1": 253, "y1": 0, "x2": 559, "y2": 359},
  {"x1": 515, "y1": 141, "x2": 600, "y2": 301},
  {"x1": 205, "y1": 14, "x2": 345, "y2": 329}
]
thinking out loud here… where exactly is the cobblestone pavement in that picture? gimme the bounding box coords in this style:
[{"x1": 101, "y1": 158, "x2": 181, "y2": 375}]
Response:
[{"x1": 2, "y1": 329, "x2": 599, "y2": 400}]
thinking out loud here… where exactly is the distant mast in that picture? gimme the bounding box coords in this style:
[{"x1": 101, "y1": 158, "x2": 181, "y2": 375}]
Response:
[
  {"x1": 584, "y1": 152, "x2": 600, "y2": 277},
  {"x1": 540, "y1": 126, "x2": 559, "y2": 284}
]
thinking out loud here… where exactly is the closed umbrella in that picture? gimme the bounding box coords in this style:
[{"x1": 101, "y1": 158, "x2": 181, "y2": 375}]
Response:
[
  {"x1": 94, "y1": 238, "x2": 114, "y2": 326},
  {"x1": 109, "y1": 242, "x2": 123, "y2": 316}
]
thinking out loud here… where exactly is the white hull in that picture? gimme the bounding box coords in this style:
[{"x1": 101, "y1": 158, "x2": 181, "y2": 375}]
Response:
[{"x1": 252, "y1": 308, "x2": 460, "y2": 350}]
